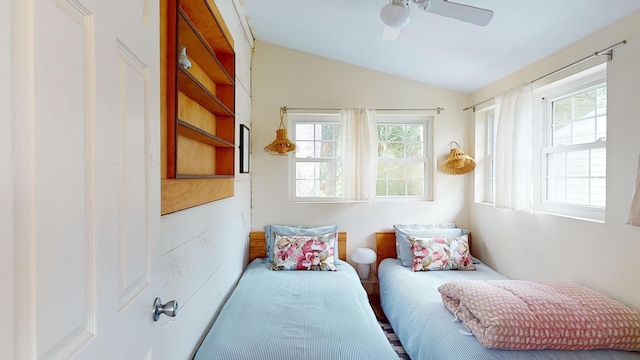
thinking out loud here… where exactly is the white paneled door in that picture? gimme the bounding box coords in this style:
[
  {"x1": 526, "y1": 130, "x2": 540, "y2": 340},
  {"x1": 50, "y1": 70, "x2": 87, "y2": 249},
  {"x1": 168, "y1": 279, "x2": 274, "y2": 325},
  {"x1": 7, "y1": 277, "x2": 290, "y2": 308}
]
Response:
[
  {"x1": 12, "y1": 0, "x2": 161, "y2": 359},
  {"x1": 2, "y1": 0, "x2": 15, "y2": 358}
]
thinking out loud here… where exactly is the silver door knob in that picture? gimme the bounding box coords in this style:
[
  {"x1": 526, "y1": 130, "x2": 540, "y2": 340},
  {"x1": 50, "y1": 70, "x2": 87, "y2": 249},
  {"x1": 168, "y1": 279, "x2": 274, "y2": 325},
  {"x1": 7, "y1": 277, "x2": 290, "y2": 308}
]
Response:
[{"x1": 153, "y1": 297, "x2": 178, "y2": 321}]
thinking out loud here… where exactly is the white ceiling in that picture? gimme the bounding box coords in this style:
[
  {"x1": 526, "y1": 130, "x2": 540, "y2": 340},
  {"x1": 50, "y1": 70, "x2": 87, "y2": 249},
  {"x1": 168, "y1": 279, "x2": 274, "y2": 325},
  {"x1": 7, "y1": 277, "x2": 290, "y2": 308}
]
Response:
[{"x1": 240, "y1": 0, "x2": 640, "y2": 93}]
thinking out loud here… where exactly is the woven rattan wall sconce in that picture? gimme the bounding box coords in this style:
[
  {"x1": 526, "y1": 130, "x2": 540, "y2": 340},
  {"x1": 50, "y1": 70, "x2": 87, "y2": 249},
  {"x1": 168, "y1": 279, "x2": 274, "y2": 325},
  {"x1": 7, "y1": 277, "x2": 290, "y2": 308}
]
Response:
[
  {"x1": 442, "y1": 141, "x2": 476, "y2": 175},
  {"x1": 264, "y1": 107, "x2": 297, "y2": 156}
]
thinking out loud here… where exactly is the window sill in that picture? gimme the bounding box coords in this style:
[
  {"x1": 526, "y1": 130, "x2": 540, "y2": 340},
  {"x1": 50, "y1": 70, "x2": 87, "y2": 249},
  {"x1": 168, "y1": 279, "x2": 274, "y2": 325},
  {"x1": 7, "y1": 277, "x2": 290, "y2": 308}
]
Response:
[
  {"x1": 474, "y1": 200, "x2": 494, "y2": 206},
  {"x1": 289, "y1": 197, "x2": 434, "y2": 204},
  {"x1": 532, "y1": 209, "x2": 605, "y2": 224},
  {"x1": 375, "y1": 197, "x2": 433, "y2": 203},
  {"x1": 474, "y1": 201, "x2": 605, "y2": 223}
]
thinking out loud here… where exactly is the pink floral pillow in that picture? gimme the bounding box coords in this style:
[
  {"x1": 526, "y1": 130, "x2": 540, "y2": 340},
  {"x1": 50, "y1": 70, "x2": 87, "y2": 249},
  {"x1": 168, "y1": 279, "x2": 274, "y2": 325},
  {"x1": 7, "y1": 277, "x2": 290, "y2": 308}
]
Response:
[
  {"x1": 408, "y1": 235, "x2": 475, "y2": 272},
  {"x1": 271, "y1": 233, "x2": 337, "y2": 271}
]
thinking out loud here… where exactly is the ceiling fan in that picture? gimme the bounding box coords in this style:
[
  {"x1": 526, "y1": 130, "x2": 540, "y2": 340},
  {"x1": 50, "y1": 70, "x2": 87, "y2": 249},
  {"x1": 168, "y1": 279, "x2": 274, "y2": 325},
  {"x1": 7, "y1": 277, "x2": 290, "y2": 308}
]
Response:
[{"x1": 380, "y1": 0, "x2": 493, "y2": 40}]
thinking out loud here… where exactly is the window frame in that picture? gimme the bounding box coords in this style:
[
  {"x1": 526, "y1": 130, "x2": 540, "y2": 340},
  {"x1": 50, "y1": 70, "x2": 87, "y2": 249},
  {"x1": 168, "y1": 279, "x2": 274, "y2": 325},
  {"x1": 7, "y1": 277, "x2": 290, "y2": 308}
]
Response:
[
  {"x1": 486, "y1": 110, "x2": 496, "y2": 204},
  {"x1": 287, "y1": 112, "x2": 434, "y2": 203},
  {"x1": 375, "y1": 114, "x2": 434, "y2": 201},
  {"x1": 535, "y1": 72, "x2": 607, "y2": 221},
  {"x1": 288, "y1": 112, "x2": 343, "y2": 202}
]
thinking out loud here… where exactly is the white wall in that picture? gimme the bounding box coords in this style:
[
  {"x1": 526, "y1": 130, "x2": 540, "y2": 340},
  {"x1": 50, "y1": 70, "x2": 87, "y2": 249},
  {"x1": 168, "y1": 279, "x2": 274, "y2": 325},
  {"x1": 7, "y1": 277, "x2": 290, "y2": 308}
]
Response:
[
  {"x1": 1, "y1": 0, "x2": 14, "y2": 358},
  {"x1": 156, "y1": 1, "x2": 254, "y2": 358},
  {"x1": 468, "y1": 11, "x2": 640, "y2": 311},
  {"x1": 251, "y1": 42, "x2": 471, "y2": 261}
]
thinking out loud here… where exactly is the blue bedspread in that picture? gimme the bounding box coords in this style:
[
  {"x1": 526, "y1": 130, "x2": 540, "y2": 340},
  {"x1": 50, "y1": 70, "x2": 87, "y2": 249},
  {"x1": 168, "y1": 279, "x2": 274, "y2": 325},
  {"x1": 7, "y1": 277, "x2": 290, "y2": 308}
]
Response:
[
  {"x1": 194, "y1": 258, "x2": 399, "y2": 360},
  {"x1": 379, "y1": 258, "x2": 640, "y2": 360}
]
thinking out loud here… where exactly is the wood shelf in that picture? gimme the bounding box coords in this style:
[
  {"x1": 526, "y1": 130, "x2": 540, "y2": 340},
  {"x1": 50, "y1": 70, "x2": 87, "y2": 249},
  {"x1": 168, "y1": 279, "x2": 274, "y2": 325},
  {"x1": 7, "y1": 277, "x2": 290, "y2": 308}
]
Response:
[
  {"x1": 176, "y1": 174, "x2": 234, "y2": 179},
  {"x1": 177, "y1": 67, "x2": 233, "y2": 117},
  {"x1": 161, "y1": 0, "x2": 236, "y2": 215},
  {"x1": 178, "y1": 9, "x2": 234, "y2": 86},
  {"x1": 179, "y1": 0, "x2": 234, "y2": 56},
  {"x1": 177, "y1": 119, "x2": 233, "y2": 148},
  {"x1": 161, "y1": 178, "x2": 234, "y2": 214}
]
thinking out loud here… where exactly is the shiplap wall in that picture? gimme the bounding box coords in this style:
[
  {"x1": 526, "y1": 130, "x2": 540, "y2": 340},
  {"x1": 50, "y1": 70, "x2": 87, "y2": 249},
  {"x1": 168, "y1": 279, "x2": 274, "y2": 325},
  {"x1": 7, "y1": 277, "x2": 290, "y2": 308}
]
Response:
[{"x1": 156, "y1": 1, "x2": 254, "y2": 358}]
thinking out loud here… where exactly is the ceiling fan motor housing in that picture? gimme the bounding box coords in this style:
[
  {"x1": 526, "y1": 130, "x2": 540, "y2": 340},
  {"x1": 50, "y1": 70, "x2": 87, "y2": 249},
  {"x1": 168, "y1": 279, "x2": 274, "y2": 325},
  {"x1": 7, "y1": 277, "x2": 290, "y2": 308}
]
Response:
[
  {"x1": 412, "y1": 0, "x2": 430, "y2": 11},
  {"x1": 382, "y1": 0, "x2": 493, "y2": 31},
  {"x1": 392, "y1": 0, "x2": 410, "y2": 6}
]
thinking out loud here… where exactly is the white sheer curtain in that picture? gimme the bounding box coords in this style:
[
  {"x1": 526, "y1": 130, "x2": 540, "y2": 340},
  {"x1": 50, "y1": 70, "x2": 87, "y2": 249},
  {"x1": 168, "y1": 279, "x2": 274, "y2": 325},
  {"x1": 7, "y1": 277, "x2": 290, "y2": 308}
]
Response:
[
  {"x1": 493, "y1": 83, "x2": 534, "y2": 211},
  {"x1": 341, "y1": 108, "x2": 377, "y2": 201},
  {"x1": 627, "y1": 154, "x2": 640, "y2": 227}
]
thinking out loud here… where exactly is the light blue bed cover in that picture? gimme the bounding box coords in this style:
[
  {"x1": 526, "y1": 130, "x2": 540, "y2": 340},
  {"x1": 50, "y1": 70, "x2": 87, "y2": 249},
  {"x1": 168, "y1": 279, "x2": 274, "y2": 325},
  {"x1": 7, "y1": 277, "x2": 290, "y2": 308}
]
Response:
[
  {"x1": 378, "y1": 258, "x2": 640, "y2": 360},
  {"x1": 194, "y1": 258, "x2": 399, "y2": 360}
]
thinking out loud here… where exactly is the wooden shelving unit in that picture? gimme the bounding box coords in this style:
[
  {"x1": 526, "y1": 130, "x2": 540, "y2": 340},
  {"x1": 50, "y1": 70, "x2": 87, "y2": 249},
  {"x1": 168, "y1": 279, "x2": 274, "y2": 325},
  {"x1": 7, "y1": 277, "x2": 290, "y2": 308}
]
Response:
[
  {"x1": 177, "y1": 120, "x2": 234, "y2": 148},
  {"x1": 177, "y1": 10, "x2": 234, "y2": 86},
  {"x1": 176, "y1": 68, "x2": 233, "y2": 117},
  {"x1": 161, "y1": 0, "x2": 236, "y2": 215}
]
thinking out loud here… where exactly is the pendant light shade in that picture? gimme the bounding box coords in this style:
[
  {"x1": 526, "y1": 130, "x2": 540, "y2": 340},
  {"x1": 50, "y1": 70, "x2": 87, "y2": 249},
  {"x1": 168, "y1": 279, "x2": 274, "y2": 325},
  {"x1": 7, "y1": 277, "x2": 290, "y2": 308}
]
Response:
[
  {"x1": 264, "y1": 107, "x2": 297, "y2": 156},
  {"x1": 442, "y1": 141, "x2": 476, "y2": 175}
]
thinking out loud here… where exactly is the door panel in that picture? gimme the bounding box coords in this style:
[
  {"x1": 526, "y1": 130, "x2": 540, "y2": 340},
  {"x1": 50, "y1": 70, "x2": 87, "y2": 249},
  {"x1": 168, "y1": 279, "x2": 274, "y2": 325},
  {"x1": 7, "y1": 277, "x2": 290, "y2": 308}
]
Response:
[
  {"x1": 117, "y1": 41, "x2": 152, "y2": 311},
  {"x1": 33, "y1": 1, "x2": 95, "y2": 357},
  {"x1": 13, "y1": 0, "x2": 160, "y2": 358},
  {"x1": 1, "y1": 0, "x2": 14, "y2": 357}
]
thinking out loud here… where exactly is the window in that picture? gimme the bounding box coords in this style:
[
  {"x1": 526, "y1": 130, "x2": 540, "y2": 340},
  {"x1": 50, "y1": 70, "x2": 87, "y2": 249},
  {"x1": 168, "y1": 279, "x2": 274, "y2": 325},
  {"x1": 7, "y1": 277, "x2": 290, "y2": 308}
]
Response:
[
  {"x1": 376, "y1": 115, "x2": 432, "y2": 199},
  {"x1": 473, "y1": 107, "x2": 495, "y2": 204},
  {"x1": 290, "y1": 113, "x2": 342, "y2": 200},
  {"x1": 289, "y1": 112, "x2": 433, "y2": 202},
  {"x1": 486, "y1": 110, "x2": 495, "y2": 203},
  {"x1": 478, "y1": 66, "x2": 606, "y2": 221},
  {"x1": 539, "y1": 79, "x2": 607, "y2": 219}
]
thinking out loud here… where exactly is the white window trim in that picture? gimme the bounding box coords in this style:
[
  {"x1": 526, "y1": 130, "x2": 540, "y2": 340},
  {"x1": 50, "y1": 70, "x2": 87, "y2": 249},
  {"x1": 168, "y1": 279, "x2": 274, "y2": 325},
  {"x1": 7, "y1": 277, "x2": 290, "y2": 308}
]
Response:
[
  {"x1": 288, "y1": 113, "x2": 342, "y2": 202},
  {"x1": 486, "y1": 110, "x2": 495, "y2": 204},
  {"x1": 533, "y1": 71, "x2": 607, "y2": 222},
  {"x1": 287, "y1": 112, "x2": 434, "y2": 203},
  {"x1": 472, "y1": 105, "x2": 496, "y2": 205},
  {"x1": 375, "y1": 114, "x2": 434, "y2": 202}
]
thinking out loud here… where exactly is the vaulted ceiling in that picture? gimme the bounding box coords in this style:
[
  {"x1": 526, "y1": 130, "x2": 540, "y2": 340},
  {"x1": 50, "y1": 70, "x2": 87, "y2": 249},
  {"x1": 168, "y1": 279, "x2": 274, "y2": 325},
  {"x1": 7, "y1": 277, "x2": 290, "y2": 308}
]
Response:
[{"x1": 241, "y1": 0, "x2": 640, "y2": 93}]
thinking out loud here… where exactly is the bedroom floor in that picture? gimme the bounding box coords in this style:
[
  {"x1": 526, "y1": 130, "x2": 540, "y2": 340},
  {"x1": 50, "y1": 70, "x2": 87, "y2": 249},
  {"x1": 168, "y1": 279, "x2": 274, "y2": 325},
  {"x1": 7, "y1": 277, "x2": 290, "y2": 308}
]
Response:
[
  {"x1": 378, "y1": 317, "x2": 410, "y2": 360},
  {"x1": 372, "y1": 302, "x2": 385, "y2": 320}
]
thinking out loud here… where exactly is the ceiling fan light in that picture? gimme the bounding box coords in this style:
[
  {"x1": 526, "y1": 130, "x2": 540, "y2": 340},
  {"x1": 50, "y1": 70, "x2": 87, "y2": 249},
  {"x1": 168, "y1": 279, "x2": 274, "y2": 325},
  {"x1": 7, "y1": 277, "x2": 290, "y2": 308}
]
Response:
[{"x1": 380, "y1": 3, "x2": 411, "y2": 28}]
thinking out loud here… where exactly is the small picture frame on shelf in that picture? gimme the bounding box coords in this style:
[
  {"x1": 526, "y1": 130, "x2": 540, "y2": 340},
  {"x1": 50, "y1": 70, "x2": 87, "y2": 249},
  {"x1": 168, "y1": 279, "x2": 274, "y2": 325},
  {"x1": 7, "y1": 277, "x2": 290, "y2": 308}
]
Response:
[{"x1": 239, "y1": 124, "x2": 250, "y2": 174}]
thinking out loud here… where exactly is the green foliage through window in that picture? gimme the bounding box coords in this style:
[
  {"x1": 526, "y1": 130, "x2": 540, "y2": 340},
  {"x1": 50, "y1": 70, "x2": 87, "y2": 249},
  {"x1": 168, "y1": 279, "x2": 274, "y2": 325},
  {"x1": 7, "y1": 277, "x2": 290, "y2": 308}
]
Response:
[
  {"x1": 290, "y1": 114, "x2": 432, "y2": 200},
  {"x1": 377, "y1": 123, "x2": 427, "y2": 197}
]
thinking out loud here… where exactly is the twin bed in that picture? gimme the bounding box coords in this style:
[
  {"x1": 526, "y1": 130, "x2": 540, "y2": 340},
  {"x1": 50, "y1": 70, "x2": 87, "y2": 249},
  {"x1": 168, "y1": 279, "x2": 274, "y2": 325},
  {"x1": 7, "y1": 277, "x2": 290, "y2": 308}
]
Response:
[
  {"x1": 375, "y1": 230, "x2": 640, "y2": 360},
  {"x1": 193, "y1": 230, "x2": 399, "y2": 360},
  {"x1": 194, "y1": 225, "x2": 640, "y2": 360}
]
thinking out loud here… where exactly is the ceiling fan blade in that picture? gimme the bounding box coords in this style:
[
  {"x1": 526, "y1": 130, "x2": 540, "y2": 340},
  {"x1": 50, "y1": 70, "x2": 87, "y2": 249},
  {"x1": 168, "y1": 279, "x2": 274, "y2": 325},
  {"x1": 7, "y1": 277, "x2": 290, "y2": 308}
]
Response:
[
  {"x1": 421, "y1": 0, "x2": 493, "y2": 26},
  {"x1": 381, "y1": 25, "x2": 402, "y2": 40}
]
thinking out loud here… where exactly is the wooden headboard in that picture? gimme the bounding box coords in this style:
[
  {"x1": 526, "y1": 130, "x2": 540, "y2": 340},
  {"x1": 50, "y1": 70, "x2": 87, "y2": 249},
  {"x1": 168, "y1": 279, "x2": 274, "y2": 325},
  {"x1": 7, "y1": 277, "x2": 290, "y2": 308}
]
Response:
[
  {"x1": 249, "y1": 231, "x2": 347, "y2": 263},
  {"x1": 375, "y1": 231, "x2": 472, "y2": 269}
]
